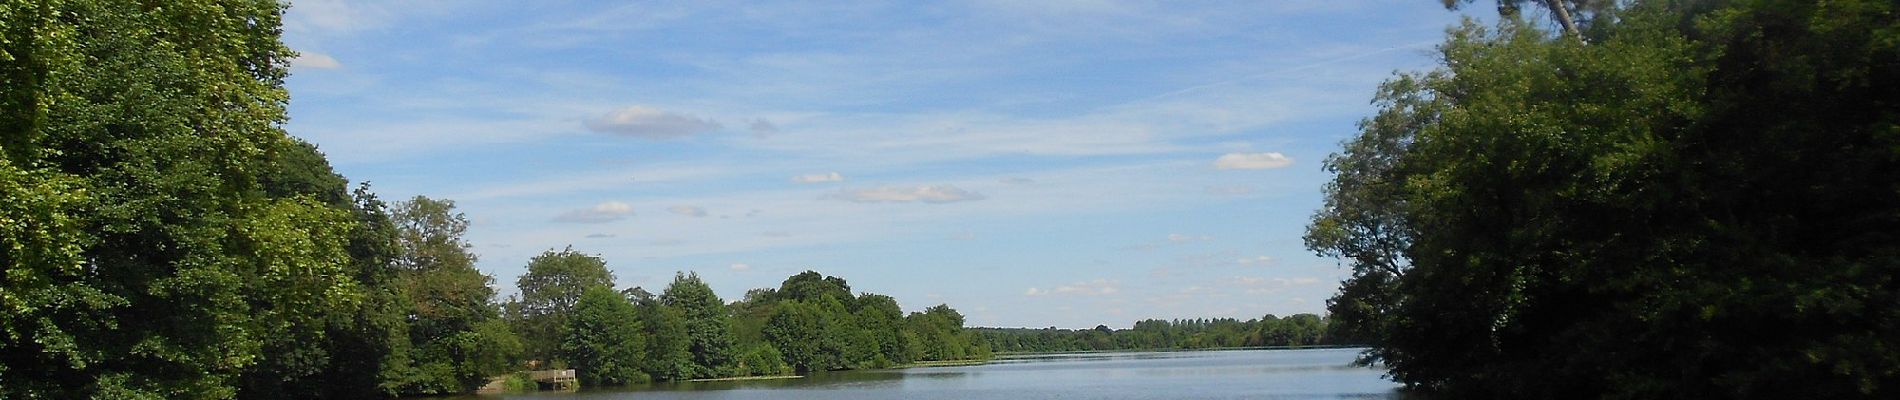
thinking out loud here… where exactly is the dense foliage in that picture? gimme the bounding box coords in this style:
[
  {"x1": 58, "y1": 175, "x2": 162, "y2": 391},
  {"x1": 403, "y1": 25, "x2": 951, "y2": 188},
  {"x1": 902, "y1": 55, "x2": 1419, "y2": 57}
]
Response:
[
  {"x1": 507, "y1": 247, "x2": 614, "y2": 364},
  {"x1": 1310, "y1": 0, "x2": 1900, "y2": 398},
  {"x1": 561, "y1": 286, "x2": 645, "y2": 386},
  {"x1": 0, "y1": 0, "x2": 406, "y2": 397},
  {"x1": 512, "y1": 269, "x2": 989, "y2": 381},
  {"x1": 737, "y1": 271, "x2": 990, "y2": 373},
  {"x1": 659, "y1": 272, "x2": 736, "y2": 378},
  {"x1": 977, "y1": 314, "x2": 1331, "y2": 353}
]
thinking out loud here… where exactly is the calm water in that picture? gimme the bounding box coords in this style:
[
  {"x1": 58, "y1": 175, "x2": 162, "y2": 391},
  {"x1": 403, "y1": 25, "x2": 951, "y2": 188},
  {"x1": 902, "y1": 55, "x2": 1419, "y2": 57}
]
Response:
[{"x1": 466, "y1": 348, "x2": 1402, "y2": 400}]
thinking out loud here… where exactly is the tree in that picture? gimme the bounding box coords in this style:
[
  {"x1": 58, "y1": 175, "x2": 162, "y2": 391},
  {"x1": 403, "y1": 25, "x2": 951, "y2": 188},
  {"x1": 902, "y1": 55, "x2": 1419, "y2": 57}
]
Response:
[
  {"x1": 391, "y1": 197, "x2": 475, "y2": 273},
  {"x1": 907, "y1": 304, "x2": 985, "y2": 361},
  {"x1": 562, "y1": 286, "x2": 646, "y2": 386},
  {"x1": 659, "y1": 272, "x2": 735, "y2": 378},
  {"x1": 0, "y1": 1, "x2": 371, "y2": 397},
  {"x1": 775, "y1": 270, "x2": 852, "y2": 303},
  {"x1": 639, "y1": 301, "x2": 695, "y2": 381},
  {"x1": 853, "y1": 294, "x2": 911, "y2": 365},
  {"x1": 1311, "y1": 1, "x2": 1900, "y2": 397},
  {"x1": 763, "y1": 300, "x2": 827, "y2": 374},
  {"x1": 732, "y1": 342, "x2": 792, "y2": 376},
  {"x1": 512, "y1": 247, "x2": 614, "y2": 363},
  {"x1": 387, "y1": 196, "x2": 518, "y2": 394}
]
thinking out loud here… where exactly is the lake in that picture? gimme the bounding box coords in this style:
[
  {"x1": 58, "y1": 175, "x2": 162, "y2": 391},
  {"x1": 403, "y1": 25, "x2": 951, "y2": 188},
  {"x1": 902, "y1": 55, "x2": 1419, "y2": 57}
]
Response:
[{"x1": 463, "y1": 348, "x2": 1403, "y2": 399}]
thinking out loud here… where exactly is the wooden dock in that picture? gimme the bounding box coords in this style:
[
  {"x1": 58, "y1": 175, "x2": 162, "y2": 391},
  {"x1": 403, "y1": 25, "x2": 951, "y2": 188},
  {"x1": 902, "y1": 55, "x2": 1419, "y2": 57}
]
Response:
[{"x1": 528, "y1": 369, "x2": 576, "y2": 390}]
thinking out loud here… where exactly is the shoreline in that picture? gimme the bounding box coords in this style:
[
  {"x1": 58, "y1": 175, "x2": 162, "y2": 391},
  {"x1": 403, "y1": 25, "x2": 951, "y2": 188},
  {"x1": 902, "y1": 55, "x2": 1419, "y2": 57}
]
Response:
[{"x1": 688, "y1": 375, "x2": 804, "y2": 382}]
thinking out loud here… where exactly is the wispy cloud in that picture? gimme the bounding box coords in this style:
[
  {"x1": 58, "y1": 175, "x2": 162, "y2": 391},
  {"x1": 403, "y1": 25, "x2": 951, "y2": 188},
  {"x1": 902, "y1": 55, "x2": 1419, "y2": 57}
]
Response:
[
  {"x1": 1214, "y1": 152, "x2": 1295, "y2": 170},
  {"x1": 292, "y1": 51, "x2": 342, "y2": 69},
  {"x1": 748, "y1": 119, "x2": 778, "y2": 136},
  {"x1": 729, "y1": 263, "x2": 752, "y2": 271},
  {"x1": 668, "y1": 205, "x2": 708, "y2": 217},
  {"x1": 830, "y1": 185, "x2": 984, "y2": 204},
  {"x1": 584, "y1": 106, "x2": 722, "y2": 139},
  {"x1": 585, "y1": 233, "x2": 617, "y2": 238},
  {"x1": 1168, "y1": 233, "x2": 1213, "y2": 243},
  {"x1": 1125, "y1": 233, "x2": 1215, "y2": 251},
  {"x1": 1205, "y1": 185, "x2": 1255, "y2": 196},
  {"x1": 552, "y1": 201, "x2": 633, "y2": 223},
  {"x1": 791, "y1": 172, "x2": 844, "y2": 184},
  {"x1": 1231, "y1": 276, "x2": 1321, "y2": 294},
  {"x1": 1236, "y1": 256, "x2": 1276, "y2": 266},
  {"x1": 1026, "y1": 279, "x2": 1121, "y2": 297}
]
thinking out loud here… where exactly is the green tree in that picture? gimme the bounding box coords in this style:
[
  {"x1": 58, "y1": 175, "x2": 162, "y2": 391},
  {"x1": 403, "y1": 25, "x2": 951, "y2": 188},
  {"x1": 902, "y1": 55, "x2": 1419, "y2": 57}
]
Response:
[
  {"x1": 906, "y1": 304, "x2": 985, "y2": 361},
  {"x1": 659, "y1": 272, "x2": 736, "y2": 378},
  {"x1": 1311, "y1": 1, "x2": 1900, "y2": 397},
  {"x1": 775, "y1": 270, "x2": 851, "y2": 303},
  {"x1": 733, "y1": 342, "x2": 792, "y2": 376},
  {"x1": 853, "y1": 294, "x2": 911, "y2": 366},
  {"x1": 386, "y1": 196, "x2": 518, "y2": 394},
  {"x1": 512, "y1": 247, "x2": 614, "y2": 363},
  {"x1": 638, "y1": 301, "x2": 695, "y2": 381},
  {"x1": 0, "y1": 0, "x2": 372, "y2": 397},
  {"x1": 562, "y1": 286, "x2": 646, "y2": 386},
  {"x1": 0, "y1": 156, "x2": 120, "y2": 397},
  {"x1": 763, "y1": 300, "x2": 828, "y2": 373}
]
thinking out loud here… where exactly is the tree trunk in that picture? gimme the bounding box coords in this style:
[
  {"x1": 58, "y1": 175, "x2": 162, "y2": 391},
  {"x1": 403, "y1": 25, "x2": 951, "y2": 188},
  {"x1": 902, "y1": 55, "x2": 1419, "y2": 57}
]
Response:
[{"x1": 1544, "y1": 0, "x2": 1582, "y2": 39}]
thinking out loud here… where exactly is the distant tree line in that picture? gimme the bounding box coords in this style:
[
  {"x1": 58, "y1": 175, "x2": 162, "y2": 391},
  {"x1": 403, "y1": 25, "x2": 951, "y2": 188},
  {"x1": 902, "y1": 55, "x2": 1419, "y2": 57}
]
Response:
[
  {"x1": 976, "y1": 314, "x2": 1332, "y2": 353},
  {"x1": 0, "y1": 1, "x2": 983, "y2": 397}
]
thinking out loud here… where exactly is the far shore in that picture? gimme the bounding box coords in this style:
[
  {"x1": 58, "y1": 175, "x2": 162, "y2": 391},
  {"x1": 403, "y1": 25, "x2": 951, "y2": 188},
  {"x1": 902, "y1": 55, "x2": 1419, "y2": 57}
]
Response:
[
  {"x1": 991, "y1": 344, "x2": 1367, "y2": 357},
  {"x1": 688, "y1": 375, "x2": 804, "y2": 382}
]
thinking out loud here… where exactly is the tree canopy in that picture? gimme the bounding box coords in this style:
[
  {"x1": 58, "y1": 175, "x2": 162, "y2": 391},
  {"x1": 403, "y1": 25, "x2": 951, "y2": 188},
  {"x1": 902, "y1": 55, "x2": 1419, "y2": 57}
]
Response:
[
  {"x1": 562, "y1": 286, "x2": 646, "y2": 386},
  {"x1": 1310, "y1": 0, "x2": 1900, "y2": 397},
  {"x1": 510, "y1": 247, "x2": 614, "y2": 363},
  {"x1": 660, "y1": 272, "x2": 736, "y2": 378}
]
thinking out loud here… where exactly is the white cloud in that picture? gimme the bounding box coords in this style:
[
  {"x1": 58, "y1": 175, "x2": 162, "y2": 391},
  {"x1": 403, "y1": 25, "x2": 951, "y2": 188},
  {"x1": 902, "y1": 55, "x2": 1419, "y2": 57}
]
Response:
[
  {"x1": 552, "y1": 201, "x2": 633, "y2": 223},
  {"x1": 584, "y1": 106, "x2": 722, "y2": 139},
  {"x1": 729, "y1": 263, "x2": 752, "y2": 271},
  {"x1": 1122, "y1": 232, "x2": 1217, "y2": 251},
  {"x1": 999, "y1": 177, "x2": 1036, "y2": 185},
  {"x1": 791, "y1": 172, "x2": 844, "y2": 184},
  {"x1": 585, "y1": 233, "x2": 616, "y2": 238},
  {"x1": 1168, "y1": 233, "x2": 1213, "y2": 243},
  {"x1": 292, "y1": 51, "x2": 342, "y2": 69},
  {"x1": 668, "y1": 205, "x2": 708, "y2": 217},
  {"x1": 1214, "y1": 152, "x2": 1294, "y2": 170},
  {"x1": 1026, "y1": 279, "x2": 1120, "y2": 297},
  {"x1": 1237, "y1": 256, "x2": 1275, "y2": 266},
  {"x1": 831, "y1": 185, "x2": 984, "y2": 204},
  {"x1": 1231, "y1": 276, "x2": 1321, "y2": 294},
  {"x1": 1205, "y1": 185, "x2": 1255, "y2": 196}
]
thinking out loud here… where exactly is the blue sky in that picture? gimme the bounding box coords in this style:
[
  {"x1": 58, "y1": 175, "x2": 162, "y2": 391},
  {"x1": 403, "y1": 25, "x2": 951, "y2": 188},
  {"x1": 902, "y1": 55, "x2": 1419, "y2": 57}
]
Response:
[{"x1": 280, "y1": 1, "x2": 1470, "y2": 329}]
